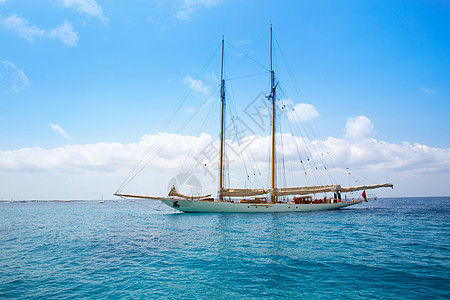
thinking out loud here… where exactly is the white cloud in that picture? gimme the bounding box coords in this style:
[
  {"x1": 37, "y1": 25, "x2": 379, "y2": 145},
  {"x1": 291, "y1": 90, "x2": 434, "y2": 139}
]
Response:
[
  {"x1": 50, "y1": 123, "x2": 73, "y2": 141},
  {"x1": 280, "y1": 99, "x2": 319, "y2": 122},
  {"x1": 0, "y1": 60, "x2": 29, "y2": 92},
  {"x1": 174, "y1": 0, "x2": 222, "y2": 20},
  {"x1": 0, "y1": 14, "x2": 79, "y2": 47},
  {"x1": 48, "y1": 19, "x2": 78, "y2": 47},
  {"x1": 320, "y1": 138, "x2": 450, "y2": 184},
  {"x1": 0, "y1": 133, "x2": 213, "y2": 175},
  {"x1": 344, "y1": 115, "x2": 375, "y2": 140},
  {"x1": 0, "y1": 14, "x2": 45, "y2": 42},
  {"x1": 58, "y1": 0, "x2": 108, "y2": 23},
  {"x1": 1, "y1": 130, "x2": 449, "y2": 181},
  {"x1": 183, "y1": 75, "x2": 211, "y2": 95}
]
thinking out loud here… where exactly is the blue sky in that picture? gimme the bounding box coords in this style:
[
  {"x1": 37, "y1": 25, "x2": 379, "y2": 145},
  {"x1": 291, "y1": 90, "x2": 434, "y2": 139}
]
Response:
[{"x1": 1, "y1": 0, "x2": 449, "y2": 199}]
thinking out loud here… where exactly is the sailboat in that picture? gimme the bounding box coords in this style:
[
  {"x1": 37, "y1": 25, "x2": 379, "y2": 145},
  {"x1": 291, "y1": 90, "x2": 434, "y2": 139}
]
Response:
[{"x1": 115, "y1": 26, "x2": 393, "y2": 213}]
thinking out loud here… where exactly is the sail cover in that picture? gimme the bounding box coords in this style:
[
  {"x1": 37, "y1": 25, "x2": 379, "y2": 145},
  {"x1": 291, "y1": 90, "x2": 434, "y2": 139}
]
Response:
[
  {"x1": 219, "y1": 188, "x2": 270, "y2": 197},
  {"x1": 273, "y1": 185, "x2": 340, "y2": 196},
  {"x1": 338, "y1": 183, "x2": 393, "y2": 193},
  {"x1": 168, "y1": 186, "x2": 211, "y2": 199},
  {"x1": 218, "y1": 183, "x2": 393, "y2": 197},
  {"x1": 272, "y1": 183, "x2": 393, "y2": 196}
]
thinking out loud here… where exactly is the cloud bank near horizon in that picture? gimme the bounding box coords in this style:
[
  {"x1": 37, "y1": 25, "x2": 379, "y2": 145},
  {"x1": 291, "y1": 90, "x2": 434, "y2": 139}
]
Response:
[
  {"x1": 1, "y1": 115, "x2": 449, "y2": 198},
  {"x1": 1, "y1": 117, "x2": 448, "y2": 179}
]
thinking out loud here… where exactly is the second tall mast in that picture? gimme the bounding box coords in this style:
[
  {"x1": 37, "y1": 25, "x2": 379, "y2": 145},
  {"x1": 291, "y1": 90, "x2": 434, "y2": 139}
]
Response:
[
  {"x1": 270, "y1": 25, "x2": 277, "y2": 203},
  {"x1": 219, "y1": 37, "x2": 225, "y2": 201}
]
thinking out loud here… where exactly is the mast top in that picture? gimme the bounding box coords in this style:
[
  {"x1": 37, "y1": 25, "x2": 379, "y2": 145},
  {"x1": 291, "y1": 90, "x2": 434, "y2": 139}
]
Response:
[{"x1": 270, "y1": 25, "x2": 273, "y2": 74}]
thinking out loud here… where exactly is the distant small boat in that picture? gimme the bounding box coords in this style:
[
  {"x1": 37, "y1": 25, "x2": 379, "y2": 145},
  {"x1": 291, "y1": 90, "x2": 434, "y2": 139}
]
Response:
[{"x1": 115, "y1": 26, "x2": 393, "y2": 213}]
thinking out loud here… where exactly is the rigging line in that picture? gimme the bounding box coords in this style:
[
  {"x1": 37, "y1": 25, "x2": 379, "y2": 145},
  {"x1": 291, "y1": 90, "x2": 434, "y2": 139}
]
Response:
[
  {"x1": 296, "y1": 110, "x2": 363, "y2": 185},
  {"x1": 278, "y1": 113, "x2": 288, "y2": 189},
  {"x1": 177, "y1": 85, "x2": 220, "y2": 174},
  {"x1": 280, "y1": 91, "x2": 326, "y2": 186},
  {"x1": 278, "y1": 84, "x2": 333, "y2": 182},
  {"x1": 126, "y1": 85, "x2": 221, "y2": 188},
  {"x1": 119, "y1": 85, "x2": 221, "y2": 192},
  {"x1": 274, "y1": 34, "x2": 348, "y2": 183},
  {"x1": 116, "y1": 42, "x2": 222, "y2": 193},
  {"x1": 273, "y1": 34, "x2": 307, "y2": 103},
  {"x1": 325, "y1": 147, "x2": 378, "y2": 185},
  {"x1": 288, "y1": 94, "x2": 373, "y2": 186},
  {"x1": 276, "y1": 95, "x2": 289, "y2": 189},
  {"x1": 224, "y1": 50, "x2": 263, "y2": 189},
  {"x1": 313, "y1": 142, "x2": 341, "y2": 183},
  {"x1": 222, "y1": 49, "x2": 232, "y2": 192},
  {"x1": 280, "y1": 83, "x2": 339, "y2": 185},
  {"x1": 284, "y1": 112, "x2": 309, "y2": 182},
  {"x1": 184, "y1": 104, "x2": 217, "y2": 173},
  {"x1": 224, "y1": 67, "x2": 264, "y2": 188},
  {"x1": 228, "y1": 109, "x2": 252, "y2": 187},
  {"x1": 267, "y1": 146, "x2": 272, "y2": 189},
  {"x1": 225, "y1": 77, "x2": 261, "y2": 189},
  {"x1": 349, "y1": 169, "x2": 379, "y2": 185},
  {"x1": 225, "y1": 71, "x2": 269, "y2": 81},
  {"x1": 128, "y1": 199, "x2": 165, "y2": 212},
  {"x1": 228, "y1": 112, "x2": 264, "y2": 189},
  {"x1": 280, "y1": 131, "x2": 304, "y2": 191},
  {"x1": 159, "y1": 42, "x2": 222, "y2": 133},
  {"x1": 226, "y1": 41, "x2": 270, "y2": 72},
  {"x1": 243, "y1": 135, "x2": 264, "y2": 188},
  {"x1": 272, "y1": 33, "x2": 335, "y2": 185},
  {"x1": 180, "y1": 99, "x2": 218, "y2": 173},
  {"x1": 244, "y1": 149, "x2": 263, "y2": 188},
  {"x1": 117, "y1": 43, "x2": 221, "y2": 193},
  {"x1": 282, "y1": 104, "x2": 321, "y2": 186},
  {"x1": 222, "y1": 47, "x2": 255, "y2": 192},
  {"x1": 228, "y1": 82, "x2": 265, "y2": 188},
  {"x1": 224, "y1": 30, "x2": 269, "y2": 80},
  {"x1": 274, "y1": 34, "x2": 327, "y2": 164}
]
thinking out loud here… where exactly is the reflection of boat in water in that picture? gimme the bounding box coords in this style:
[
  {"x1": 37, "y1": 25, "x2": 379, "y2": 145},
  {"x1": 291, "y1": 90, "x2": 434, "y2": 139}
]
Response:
[{"x1": 115, "y1": 26, "x2": 393, "y2": 213}]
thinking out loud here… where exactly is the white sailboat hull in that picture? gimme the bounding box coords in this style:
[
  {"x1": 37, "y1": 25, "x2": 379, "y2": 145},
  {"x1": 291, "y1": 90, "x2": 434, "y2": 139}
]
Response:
[{"x1": 159, "y1": 198, "x2": 363, "y2": 213}]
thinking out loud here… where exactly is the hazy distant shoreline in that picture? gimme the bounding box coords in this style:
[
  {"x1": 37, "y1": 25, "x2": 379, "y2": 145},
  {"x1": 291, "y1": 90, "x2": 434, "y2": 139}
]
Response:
[
  {"x1": 0, "y1": 199, "x2": 121, "y2": 203},
  {"x1": 1, "y1": 196, "x2": 449, "y2": 204}
]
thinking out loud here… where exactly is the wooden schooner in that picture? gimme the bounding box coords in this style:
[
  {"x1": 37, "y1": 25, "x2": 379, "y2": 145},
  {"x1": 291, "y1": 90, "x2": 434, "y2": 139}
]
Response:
[{"x1": 115, "y1": 26, "x2": 393, "y2": 212}]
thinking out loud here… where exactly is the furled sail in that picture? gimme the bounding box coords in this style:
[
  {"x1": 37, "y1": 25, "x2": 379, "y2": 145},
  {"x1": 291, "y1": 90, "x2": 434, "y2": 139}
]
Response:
[
  {"x1": 273, "y1": 185, "x2": 341, "y2": 196},
  {"x1": 168, "y1": 186, "x2": 211, "y2": 199},
  {"x1": 219, "y1": 183, "x2": 393, "y2": 198},
  {"x1": 219, "y1": 188, "x2": 270, "y2": 197},
  {"x1": 338, "y1": 183, "x2": 393, "y2": 193}
]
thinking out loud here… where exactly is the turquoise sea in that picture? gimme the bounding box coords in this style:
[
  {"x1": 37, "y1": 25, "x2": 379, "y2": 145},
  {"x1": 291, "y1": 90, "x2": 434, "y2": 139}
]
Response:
[{"x1": 1, "y1": 197, "x2": 449, "y2": 299}]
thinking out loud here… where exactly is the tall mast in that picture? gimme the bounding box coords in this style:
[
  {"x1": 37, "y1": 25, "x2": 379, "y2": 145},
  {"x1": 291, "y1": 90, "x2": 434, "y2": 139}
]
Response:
[
  {"x1": 219, "y1": 36, "x2": 225, "y2": 201},
  {"x1": 270, "y1": 25, "x2": 277, "y2": 203}
]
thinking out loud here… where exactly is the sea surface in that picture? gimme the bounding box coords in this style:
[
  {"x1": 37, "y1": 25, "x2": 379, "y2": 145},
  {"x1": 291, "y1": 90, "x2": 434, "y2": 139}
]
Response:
[{"x1": 1, "y1": 197, "x2": 449, "y2": 299}]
